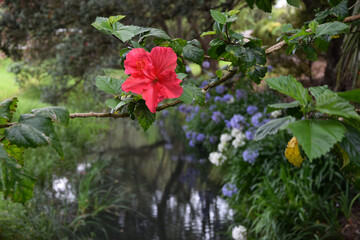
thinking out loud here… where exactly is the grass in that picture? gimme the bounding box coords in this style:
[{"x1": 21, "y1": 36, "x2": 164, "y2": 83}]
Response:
[{"x1": 0, "y1": 58, "x2": 19, "y2": 99}]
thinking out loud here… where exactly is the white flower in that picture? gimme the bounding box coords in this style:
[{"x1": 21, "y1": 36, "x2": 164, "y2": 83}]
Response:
[
  {"x1": 231, "y1": 128, "x2": 241, "y2": 137},
  {"x1": 209, "y1": 152, "x2": 227, "y2": 166},
  {"x1": 232, "y1": 134, "x2": 246, "y2": 148},
  {"x1": 226, "y1": 96, "x2": 235, "y2": 104},
  {"x1": 270, "y1": 110, "x2": 282, "y2": 118},
  {"x1": 218, "y1": 141, "x2": 228, "y2": 152},
  {"x1": 220, "y1": 133, "x2": 232, "y2": 143},
  {"x1": 232, "y1": 225, "x2": 247, "y2": 240}
]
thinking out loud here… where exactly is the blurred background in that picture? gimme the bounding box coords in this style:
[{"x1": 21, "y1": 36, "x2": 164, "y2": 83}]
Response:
[{"x1": 0, "y1": 0, "x2": 359, "y2": 239}]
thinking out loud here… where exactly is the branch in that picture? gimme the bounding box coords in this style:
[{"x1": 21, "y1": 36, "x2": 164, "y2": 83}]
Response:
[
  {"x1": 69, "y1": 112, "x2": 129, "y2": 118},
  {"x1": 0, "y1": 123, "x2": 15, "y2": 128},
  {"x1": 202, "y1": 69, "x2": 238, "y2": 93},
  {"x1": 265, "y1": 14, "x2": 360, "y2": 55}
]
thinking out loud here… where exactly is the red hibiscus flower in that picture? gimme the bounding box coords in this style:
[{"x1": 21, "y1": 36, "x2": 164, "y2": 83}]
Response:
[{"x1": 122, "y1": 46, "x2": 183, "y2": 113}]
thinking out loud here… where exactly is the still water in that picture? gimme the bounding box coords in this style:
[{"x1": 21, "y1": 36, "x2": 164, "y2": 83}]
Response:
[{"x1": 53, "y1": 119, "x2": 233, "y2": 240}]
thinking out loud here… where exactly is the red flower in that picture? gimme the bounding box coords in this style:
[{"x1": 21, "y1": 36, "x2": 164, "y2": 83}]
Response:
[{"x1": 122, "y1": 47, "x2": 183, "y2": 113}]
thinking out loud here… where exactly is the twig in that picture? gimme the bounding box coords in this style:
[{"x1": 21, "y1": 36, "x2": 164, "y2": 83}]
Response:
[
  {"x1": 202, "y1": 69, "x2": 238, "y2": 93},
  {"x1": 69, "y1": 112, "x2": 129, "y2": 118},
  {"x1": 0, "y1": 123, "x2": 15, "y2": 128},
  {"x1": 265, "y1": 14, "x2": 360, "y2": 55}
]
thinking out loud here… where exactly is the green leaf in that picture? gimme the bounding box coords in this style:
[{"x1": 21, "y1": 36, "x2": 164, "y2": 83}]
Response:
[
  {"x1": 309, "y1": 20, "x2": 319, "y2": 32},
  {"x1": 108, "y1": 15, "x2": 126, "y2": 24},
  {"x1": 133, "y1": 100, "x2": 156, "y2": 131},
  {"x1": 315, "y1": 9, "x2": 331, "y2": 22},
  {"x1": 31, "y1": 107, "x2": 70, "y2": 127},
  {"x1": 139, "y1": 28, "x2": 170, "y2": 42},
  {"x1": 208, "y1": 39, "x2": 226, "y2": 59},
  {"x1": 308, "y1": 85, "x2": 331, "y2": 99},
  {"x1": 105, "y1": 99, "x2": 120, "y2": 109},
  {"x1": 255, "y1": 0, "x2": 272, "y2": 12},
  {"x1": 254, "y1": 116, "x2": 295, "y2": 141},
  {"x1": 201, "y1": 31, "x2": 216, "y2": 37},
  {"x1": 210, "y1": 10, "x2": 227, "y2": 24},
  {"x1": 95, "y1": 76, "x2": 125, "y2": 95},
  {"x1": 2, "y1": 139, "x2": 24, "y2": 166},
  {"x1": 246, "y1": 0, "x2": 255, "y2": 8},
  {"x1": 0, "y1": 98, "x2": 18, "y2": 122},
  {"x1": 281, "y1": 23, "x2": 293, "y2": 33},
  {"x1": 266, "y1": 101, "x2": 301, "y2": 113},
  {"x1": 228, "y1": 10, "x2": 240, "y2": 16},
  {"x1": 339, "y1": 125, "x2": 360, "y2": 165},
  {"x1": 183, "y1": 40, "x2": 204, "y2": 65},
  {"x1": 113, "y1": 25, "x2": 149, "y2": 42},
  {"x1": 303, "y1": 45, "x2": 318, "y2": 61},
  {"x1": 5, "y1": 115, "x2": 63, "y2": 157},
  {"x1": 265, "y1": 75, "x2": 311, "y2": 106},
  {"x1": 287, "y1": 0, "x2": 300, "y2": 7},
  {"x1": 315, "y1": 21, "x2": 349, "y2": 37},
  {"x1": 338, "y1": 88, "x2": 360, "y2": 103},
  {"x1": 248, "y1": 65, "x2": 267, "y2": 84},
  {"x1": 178, "y1": 84, "x2": 205, "y2": 105},
  {"x1": 331, "y1": 0, "x2": 348, "y2": 20},
  {"x1": 176, "y1": 73, "x2": 187, "y2": 80},
  {"x1": 91, "y1": 17, "x2": 113, "y2": 34},
  {"x1": 315, "y1": 92, "x2": 360, "y2": 120},
  {"x1": 0, "y1": 144, "x2": 36, "y2": 204},
  {"x1": 288, "y1": 119, "x2": 346, "y2": 161}
]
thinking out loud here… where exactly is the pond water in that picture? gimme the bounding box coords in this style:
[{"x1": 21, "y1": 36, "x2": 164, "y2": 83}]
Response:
[{"x1": 53, "y1": 119, "x2": 233, "y2": 239}]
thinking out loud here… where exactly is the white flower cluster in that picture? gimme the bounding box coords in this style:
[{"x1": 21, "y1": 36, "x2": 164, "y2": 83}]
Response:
[
  {"x1": 270, "y1": 110, "x2": 282, "y2": 118},
  {"x1": 231, "y1": 129, "x2": 246, "y2": 148},
  {"x1": 208, "y1": 130, "x2": 247, "y2": 166},
  {"x1": 232, "y1": 225, "x2": 247, "y2": 240},
  {"x1": 209, "y1": 152, "x2": 227, "y2": 166}
]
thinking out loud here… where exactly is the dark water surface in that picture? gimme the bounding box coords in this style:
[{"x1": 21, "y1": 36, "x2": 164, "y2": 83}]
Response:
[{"x1": 55, "y1": 120, "x2": 233, "y2": 239}]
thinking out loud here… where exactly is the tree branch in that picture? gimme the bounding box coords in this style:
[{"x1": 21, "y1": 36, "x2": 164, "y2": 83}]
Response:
[{"x1": 69, "y1": 112, "x2": 129, "y2": 119}]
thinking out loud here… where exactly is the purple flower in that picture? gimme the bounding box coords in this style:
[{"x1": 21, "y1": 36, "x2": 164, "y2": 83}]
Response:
[
  {"x1": 223, "y1": 94, "x2": 234, "y2": 103},
  {"x1": 225, "y1": 120, "x2": 232, "y2": 129},
  {"x1": 202, "y1": 61, "x2": 210, "y2": 69},
  {"x1": 209, "y1": 136, "x2": 218, "y2": 144},
  {"x1": 245, "y1": 130, "x2": 254, "y2": 140},
  {"x1": 206, "y1": 92, "x2": 211, "y2": 101},
  {"x1": 214, "y1": 96, "x2": 223, "y2": 102},
  {"x1": 211, "y1": 111, "x2": 224, "y2": 124},
  {"x1": 209, "y1": 105, "x2": 217, "y2": 111},
  {"x1": 251, "y1": 112, "x2": 263, "y2": 127},
  {"x1": 267, "y1": 65, "x2": 273, "y2": 72},
  {"x1": 246, "y1": 105, "x2": 258, "y2": 115},
  {"x1": 194, "y1": 106, "x2": 200, "y2": 113},
  {"x1": 242, "y1": 149, "x2": 259, "y2": 164},
  {"x1": 200, "y1": 81, "x2": 209, "y2": 88},
  {"x1": 229, "y1": 114, "x2": 245, "y2": 129},
  {"x1": 178, "y1": 104, "x2": 187, "y2": 113},
  {"x1": 222, "y1": 183, "x2": 238, "y2": 197},
  {"x1": 215, "y1": 85, "x2": 225, "y2": 94},
  {"x1": 236, "y1": 89, "x2": 247, "y2": 99},
  {"x1": 189, "y1": 139, "x2": 196, "y2": 147},
  {"x1": 186, "y1": 131, "x2": 193, "y2": 139},
  {"x1": 162, "y1": 110, "x2": 169, "y2": 117},
  {"x1": 196, "y1": 133, "x2": 206, "y2": 142}
]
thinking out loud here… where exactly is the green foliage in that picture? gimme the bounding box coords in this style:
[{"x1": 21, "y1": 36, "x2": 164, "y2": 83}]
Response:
[
  {"x1": 95, "y1": 76, "x2": 125, "y2": 95},
  {"x1": 133, "y1": 100, "x2": 156, "y2": 131},
  {"x1": 288, "y1": 119, "x2": 346, "y2": 161},
  {"x1": 178, "y1": 83, "x2": 205, "y2": 105},
  {"x1": 315, "y1": 21, "x2": 349, "y2": 37},
  {"x1": 338, "y1": 88, "x2": 360, "y2": 103},
  {"x1": 182, "y1": 40, "x2": 204, "y2": 65},
  {"x1": 254, "y1": 116, "x2": 295, "y2": 141},
  {"x1": 266, "y1": 101, "x2": 301, "y2": 113}
]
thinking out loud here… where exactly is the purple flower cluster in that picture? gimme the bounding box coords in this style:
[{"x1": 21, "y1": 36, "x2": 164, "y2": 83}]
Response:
[
  {"x1": 186, "y1": 131, "x2": 206, "y2": 147},
  {"x1": 222, "y1": 183, "x2": 238, "y2": 197},
  {"x1": 212, "y1": 111, "x2": 224, "y2": 123},
  {"x1": 242, "y1": 149, "x2": 259, "y2": 164},
  {"x1": 246, "y1": 105, "x2": 258, "y2": 115},
  {"x1": 236, "y1": 89, "x2": 247, "y2": 99},
  {"x1": 215, "y1": 85, "x2": 225, "y2": 94},
  {"x1": 251, "y1": 112, "x2": 263, "y2": 127},
  {"x1": 227, "y1": 114, "x2": 245, "y2": 129},
  {"x1": 245, "y1": 130, "x2": 254, "y2": 140}
]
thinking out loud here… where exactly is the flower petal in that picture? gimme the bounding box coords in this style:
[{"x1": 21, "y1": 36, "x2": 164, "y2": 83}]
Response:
[
  {"x1": 124, "y1": 48, "x2": 152, "y2": 76},
  {"x1": 141, "y1": 83, "x2": 165, "y2": 113},
  {"x1": 158, "y1": 70, "x2": 183, "y2": 98},
  {"x1": 150, "y1": 47, "x2": 178, "y2": 75},
  {"x1": 122, "y1": 75, "x2": 152, "y2": 94}
]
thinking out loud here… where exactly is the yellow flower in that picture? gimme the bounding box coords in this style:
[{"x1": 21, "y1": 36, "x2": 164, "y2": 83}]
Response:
[
  {"x1": 285, "y1": 136, "x2": 304, "y2": 167},
  {"x1": 331, "y1": 35, "x2": 340, "y2": 39}
]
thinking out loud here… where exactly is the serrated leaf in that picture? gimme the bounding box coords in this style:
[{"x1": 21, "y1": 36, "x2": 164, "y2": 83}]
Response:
[
  {"x1": 315, "y1": 9, "x2": 331, "y2": 22},
  {"x1": 266, "y1": 101, "x2": 301, "y2": 113},
  {"x1": 288, "y1": 119, "x2": 346, "y2": 161},
  {"x1": 183, "y1": 40, "x2": 204, "y2": 65},
  {"x1": 287, "y1": 0, "x2": 300, "y2": 7},
  {"x1": 338, "y1": 88, "x2": 360, "y2": 103},
  {"x1": 309, "y1": 85, "x2": 331, "y2": 99},
  {"x1": 139, "y1": 28, "x2": 170, "y2": 42},
  {"x1": 265, "y1": 75, "x2": 311, "y2": 106},
  {"x1": 31, "y1": 107, "x2": 70, "y2": 127},
  {"x1": 331, "y1": 0, "x2": 348, "y2": 20},
  {"x1": 281, "y1": 24, "x2": 293, "y2": 33},
  {"x1": 2, "y1": 139, "x2": 24, "y2": 166},
  {"x1": 315, "y1": 21, "x2": 349, "y2": 37},
  {"x1": 315, "y1": 92, "x2": 360, "y2": 120},
  {"x1": 0, "y1": 98, "x2": 18, "y2": 122},
  {"x1": 210, "y1": 10, "x2": 227, "y2": 24},
  {"x1": 0, "y1": 144, "x2": 35, "y2": 204},
  {"x1": 254, "y1": 116, "x2": 295, "y2": 141},
  {"x1": 303, "y1": 44, "x2": 318, "y2": 61},
  {"x1": 228, "y1": 10, "x2": 240, "y2": 16},
  {"x1": 178, "y1": 84, "x2": 205, "y2": 105},
  {"x1": 95, "y1": 76, "x2": 125, "y2": 95},
  {"x1": 309, "y1": 20, "x2": 319, "y2": 32},
  {"x1": 177, "y1": 73, "x2": 187, "y2": 80},
  {"x1": 91, "y1": 17, "x2": 113, "y2": 34},
  {"x1": 113, "y1": 25, "x2": 149, "y2": 42},
  {"x1": 133, "y1": 100, "x2": 156, "y2": 131},
  {"x1": 5, "y1": 115, "x2": 63, "y2": 158},
  {"x1": 109, "y1": 15, "x2": 125, "y2": 24}
]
